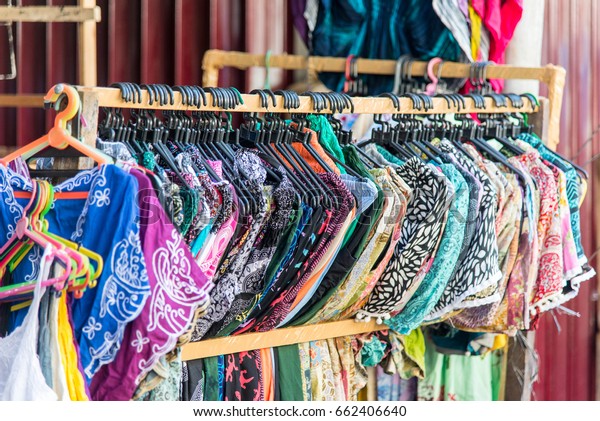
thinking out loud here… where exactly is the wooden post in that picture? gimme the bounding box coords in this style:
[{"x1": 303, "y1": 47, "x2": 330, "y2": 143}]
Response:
[
  {"x1": 504, "y1": 332, "x2": 537, "y2": 401},
  {"x1": 202, "y1": 50, "x2": 222, "y2": 87},
  {"x1": 543, "y1": 64, "x2": 566, "y2": 150},
  {"x1": 78, "y1": 0, "x2": 98, "y2": 87},
  {"x1": 79, "y1": 89, "x2": 99, "y2": 148},
  {"x1": 529, "y1": 97, "x2": 550, "y2": 145}
]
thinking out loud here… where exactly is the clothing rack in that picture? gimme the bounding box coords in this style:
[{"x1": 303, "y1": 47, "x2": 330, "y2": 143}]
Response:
[
  {"x1": 201, "y1": 49, "x2": 564, "y2": 150},
  {"x1": 76, "y1": 85, "x2": 544, "y2": 149},
  {"x1": 62, "y1": 84, "x2": 547, "y2": 362},
  {"x1": 0, "y1": 0, "x2": 100, "y2": 109}
]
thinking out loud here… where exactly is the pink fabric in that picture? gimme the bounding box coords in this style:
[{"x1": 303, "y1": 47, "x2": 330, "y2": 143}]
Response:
[
  {"x1": 471, "y1": 0, "x2": 524, "y2": 61},
  {"x1": 207, "y1": 159, "x2": 224, "y2": 178},
  {"x1": 466, "y1": 0, "x2": 524, "y2": 92},
  {"x1": 196, "y1": 186, "x2": 239, "y2": 281},
  {"x1": 90, "y1": 169, "x2": 213, "y2": 400}
]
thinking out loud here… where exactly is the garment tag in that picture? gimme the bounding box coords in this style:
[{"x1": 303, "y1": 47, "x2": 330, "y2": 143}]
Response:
[{"x1": 486, "y1": 138, "x2": 505, "y2": 152}]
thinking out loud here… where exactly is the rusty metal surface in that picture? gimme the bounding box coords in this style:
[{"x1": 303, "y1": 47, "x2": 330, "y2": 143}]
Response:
[{"x1": 535, "y1": 0, "x2": 598, "y2": 401}]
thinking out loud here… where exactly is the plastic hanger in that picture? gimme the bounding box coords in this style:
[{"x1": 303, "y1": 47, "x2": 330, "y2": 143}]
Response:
[
  {"x1": 461, "y1": 94, "x2": 535, "y2": 188},
  {"x1": 24, "y1": 180, "x2": 91, "y2": 290},
  {"x1": 424, "y1": 58, "x2": 444, "y2": 96},
  {"x1": 1, "y1": 84, "x2": 114, "y2": 171},
  {"x1": 0, "y1": 245, "x2": 72, "y2": 302},
  {"x1": 264, "y1": 90, "x2": 332, "y2": 208},
  {"x1": 246, "y1": 90, "x2": 315, "y2": 207},
  {"x1": 250, "y1": 89, "x2": 323, "y2": 208},
  {"x1": 35, "y1": 181, "x2": 96, "y2": 296},
  {"x1": 343, "y1": 55, "x2": 368, "y2": 96},
  {"x1": 313, "y1": 92, "x2": 362, "y2": 178},
  {"x1": 0, "y1": 182, "x2": 74, "y2": 301},
  {"x1": 140, "y1": 84, "x2": 192, "y2": 190}
]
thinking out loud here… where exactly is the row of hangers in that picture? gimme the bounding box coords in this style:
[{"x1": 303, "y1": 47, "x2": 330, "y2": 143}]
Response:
[
  {"x1": 102, "y1": 84, "x2": 360, "y2": 215},
  {"x1": 345, "y1": 53, "x2": 497, "y2": 97},
  {"x1": 357, "y1": 91, "x2": 538, "y2": 188},
  {"x1": 0, "y1": 81, "x2": 588, "y2": 300},
  {"x1": 101, "y1": 83, "x2": 589, "y2": 221},
  {"x1": 355, "y1": 89, "x2": 588, "y2": 181}
]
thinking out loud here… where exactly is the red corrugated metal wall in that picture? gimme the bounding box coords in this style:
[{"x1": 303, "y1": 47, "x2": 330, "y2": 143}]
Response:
[
  {"x1": 0, "y1": 0, "x2": 293, "y2": 148},
  {"x1": 535, "y1": 0, "x2": 598, "y2": 401}
]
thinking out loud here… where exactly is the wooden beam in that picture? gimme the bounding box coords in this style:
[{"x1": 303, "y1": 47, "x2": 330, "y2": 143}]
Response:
[
  {"x1": 0, "y1": 6, "x2": 101, "y2": 23},
  {"x1": 78, "y1": 0, "x2": 98, "y2": 86},
  {"x1": 202, "y1": 49, "x2": 561, "y2": 87},
  {"x1": 201, "y1": 50, "x2": 564, "y2": 146},
  {"x1": 81, "y1": 86, "x2": 538, "y2": 115},
  {"x1": 181, "y1": 319, "x2": 388, "y2": 361},
  {"x1": 0, "y1": 94, "x2": 44, "y2": 108},
  {"x1": 544, "y1": 64, "x2": 566, "y2": 149},
  {"x1": 79, "y1": 89, "x2": 99, "y2": 159}
]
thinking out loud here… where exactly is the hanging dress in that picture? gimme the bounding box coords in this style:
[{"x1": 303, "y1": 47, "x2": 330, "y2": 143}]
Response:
[{"x1": 0, "y1": 245, "x2": 58, "y2": 401}]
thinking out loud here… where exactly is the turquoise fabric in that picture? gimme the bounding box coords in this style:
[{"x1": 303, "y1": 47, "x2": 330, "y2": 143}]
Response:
[
  {"x1": 377, "y1": 145, "x2": 406, "y2": 166},
  {"x1": 307, "y1": 114, "x2": 347, "y2": 174},
  {"x1": 312, "y1": 0, "x2": 463, "y2": 94},
  {"x1": 361, "y1": 336, "x2": 388, "y2": 367},
  {"x1": 386, "y1": 164, "x2": 469, "y2": 334}
]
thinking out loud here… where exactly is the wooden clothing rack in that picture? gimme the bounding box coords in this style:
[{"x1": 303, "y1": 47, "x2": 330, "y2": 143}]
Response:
[
  {"x1": 75, "y1": 85, "x2": 544, "y2": 147},
  {"x1": 62, "y1": 84, "x2": 547, "y2": 364},
  {"x1": 201, "y1": 49, "x2": 564, "y2": 150},
  {"x1": 0, "y1": 0, "x2": 100, "y2": 109}
]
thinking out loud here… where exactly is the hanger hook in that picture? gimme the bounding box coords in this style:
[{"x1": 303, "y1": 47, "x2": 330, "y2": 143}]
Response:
[
  {"x1": 194, "y1": 86, "x2": 207, "y2": 107},
  {"x1": 130, "y1": 83, "x2": 143, "y2": 104},
  {"x1": 250, "y1": 89, "x2": 268, "y2": 110},
  {"x1": 44, "y1": 83, "x2": 80, "y2": 131},
  {"x1": 378, "y1": 92, "x2": 400, "y2": 113},
  {"x1": 425, "y1": 58, "x2": 443, "y2": 96},
  {"x1": 163, "y1": 84, "x2": 175, "y2": 106},
  {"x1": 140, "y1": 84, "x2": 154, "y2": 106},
  {"x1": 173, "y1": 85, "x2": 187, "y2": 106},
  {"x1": 263, "y1": 89, "x2": 277, "y2": 108},
  {"x1": 183, "y1": 85, "x2": 195, "y2": 107},
  {"x1": 110, "y1": 82, "x2": 127, "y2": 103}
]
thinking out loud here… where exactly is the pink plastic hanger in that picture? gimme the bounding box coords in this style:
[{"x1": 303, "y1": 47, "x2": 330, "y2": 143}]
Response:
[
  {"x1": 425, "y1": 58, "x2": 444, "y2": 96},
  {"x1": 0, "y1": 246, "x2": 72, "y2": 302}
]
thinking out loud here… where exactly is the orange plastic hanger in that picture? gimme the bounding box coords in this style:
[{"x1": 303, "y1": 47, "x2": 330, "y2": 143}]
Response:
[{"x1": 0, "y1": 83, "x2": 114, "y2": 169}]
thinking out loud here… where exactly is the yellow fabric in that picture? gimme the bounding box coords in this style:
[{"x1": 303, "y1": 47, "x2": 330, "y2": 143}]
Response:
[
  {"x1": 492, "y1": 334, "x2": 508, "y2": 351},
  {"x1": 341, "y1": 169, "x2": 412, "y2": 318},
  {"x1": 309, "y1": 339, "x2": 345, "y2": 400},
  {"x1": 298, "y1": 342, "x2": 312, "y2": 400},
  {"x1": 469, "y1": 3, "x2": 482, "y2": 61},
  {"x1": 57, "y1": 293, "x2": 89, "y2": 401}
]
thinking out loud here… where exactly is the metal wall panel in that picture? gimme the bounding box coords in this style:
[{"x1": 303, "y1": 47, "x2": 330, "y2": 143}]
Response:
[
  {"x1": 0, "y1": 0, "x2": 292, "y2": 147},
  {"x1": 4, "y1": 0, "x2": 595, "y2": 401},
  {"x1": 535, "y1": 0, "x2": 598, "y2": 401}
]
